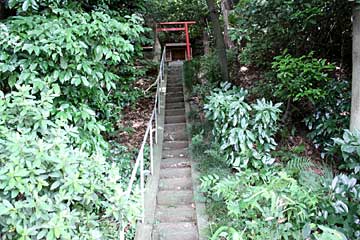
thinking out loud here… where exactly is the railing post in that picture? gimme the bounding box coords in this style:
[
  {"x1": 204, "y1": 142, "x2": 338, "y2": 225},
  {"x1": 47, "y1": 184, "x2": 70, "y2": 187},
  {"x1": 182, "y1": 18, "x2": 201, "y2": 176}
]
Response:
[
  {"x1": 120, "y1": 228, "x2": 125, "y2": 240},
  {"x1": 154, "y1": 108, "x2": 158, "y2": 144},
  {"x1": 150, "y1": 125, "x2": 154, "y2": 175},
  {"x1": 140, "y1": 151, "x2": 145, "y2": 223}
]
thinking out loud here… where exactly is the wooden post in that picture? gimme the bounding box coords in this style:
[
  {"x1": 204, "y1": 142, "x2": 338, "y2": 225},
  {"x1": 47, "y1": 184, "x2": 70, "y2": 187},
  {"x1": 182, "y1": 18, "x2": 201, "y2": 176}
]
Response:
[{"x1": 185, "y1": 23, "x2": 191, "y2": 60}]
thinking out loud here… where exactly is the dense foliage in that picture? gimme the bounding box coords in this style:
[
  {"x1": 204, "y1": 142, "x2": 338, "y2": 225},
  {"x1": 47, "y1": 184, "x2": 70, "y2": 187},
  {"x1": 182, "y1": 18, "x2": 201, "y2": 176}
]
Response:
[
  {"x1": 272, "y1": 53, "x2": 335, "y2": 104},
  {"x1": 204, "y1": 83, "x2": 282, "y2": 169},
  {"x1": 0, "y1": 87, "x2": 140, "y2": 240},
  {"x1": 194, "y1": 85, "x2": 359, "y2": 239},
  {"x1": 0, "y1": 1, "x2": 147, "y2": 239},
  {"x1": 230, "y1": 0, "x2": 352, "y2": 67}
]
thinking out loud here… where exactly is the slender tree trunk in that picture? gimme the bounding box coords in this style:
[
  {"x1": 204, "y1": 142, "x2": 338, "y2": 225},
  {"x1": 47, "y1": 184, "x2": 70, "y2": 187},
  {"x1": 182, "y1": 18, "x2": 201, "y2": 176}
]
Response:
[
  {"x1": 221, "y1": 0, "x2": 234, "y2": 49},
  {"x1": 203, "y1": 29, "x2": 210, "y2": 55},
  {"x1": 206, "y1": 0, "x2": 230, "y2": 82},
  {"x1": 351, "y1": 5, "x2": 360, "y2": 131},
  {"x1": 153, "y1": 26, "x2": 162, "y2": 62},
  {"x1": 0, "y1": 0, "x2": 5, "y2": 19}
]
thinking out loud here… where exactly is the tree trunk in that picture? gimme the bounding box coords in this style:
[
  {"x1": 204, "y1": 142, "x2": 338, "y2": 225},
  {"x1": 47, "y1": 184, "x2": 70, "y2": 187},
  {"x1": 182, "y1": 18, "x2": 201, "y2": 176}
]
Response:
[
  {"x1": 153, "y1": 27, "x2": 162, "y2": 62},
  {"x1": 0, "y1": 0, "x2": 5, "y2": 19},
  {"x1": 221, "y1": 0, "x2": 234, "y2": 49},
  {"x1": 351, "y1": 5, "x2": 360, "y2": 131},
  {"x1": 203, "y1": 29, "x2": 210, "y2": 55},
  {"x1": 206, "y1": 0, "x2": 230, "y2": 82}
]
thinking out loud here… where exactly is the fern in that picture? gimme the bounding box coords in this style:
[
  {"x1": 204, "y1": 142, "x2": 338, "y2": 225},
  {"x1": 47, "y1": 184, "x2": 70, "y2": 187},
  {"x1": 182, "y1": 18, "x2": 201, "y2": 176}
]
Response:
[
  {"x1": 286, "y1": 156, "x2": 313, "y2": 171},
  {"x1": 200, "y1": 174, "x2": 220, "y2": 192}
]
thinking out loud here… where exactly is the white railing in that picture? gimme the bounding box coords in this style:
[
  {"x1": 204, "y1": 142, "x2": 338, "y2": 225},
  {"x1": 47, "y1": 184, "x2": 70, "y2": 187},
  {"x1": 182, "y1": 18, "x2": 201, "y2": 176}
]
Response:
[{"x1": 120, "y1": 48, "x2": 166, "y2": 240}]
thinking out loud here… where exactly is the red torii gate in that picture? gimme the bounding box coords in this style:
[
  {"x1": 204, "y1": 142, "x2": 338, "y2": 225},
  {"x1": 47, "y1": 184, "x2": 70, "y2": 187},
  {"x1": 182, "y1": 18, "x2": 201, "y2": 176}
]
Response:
[{"x1": 156, "y1": 21, "x2": 196, "y2": 60}]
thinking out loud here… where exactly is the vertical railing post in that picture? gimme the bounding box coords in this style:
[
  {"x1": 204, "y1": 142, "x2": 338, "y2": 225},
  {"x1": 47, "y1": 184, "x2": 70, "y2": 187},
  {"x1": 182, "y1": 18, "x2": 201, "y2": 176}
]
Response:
[
  {"x1": 140, "y1": 151, "x2": 145, "y2": 223},
  {"x1": 150, "y1": 124, "x2": 154, "y2": 175},
  {"x1": 154, "y1": 107, "x2": 158, "y2": 144}
]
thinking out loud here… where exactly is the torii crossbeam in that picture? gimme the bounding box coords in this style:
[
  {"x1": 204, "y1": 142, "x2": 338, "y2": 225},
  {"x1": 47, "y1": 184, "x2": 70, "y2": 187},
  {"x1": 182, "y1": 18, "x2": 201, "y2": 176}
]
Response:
[{"x1": 156, "y1": 21, "x2": 196, "y2": 60}]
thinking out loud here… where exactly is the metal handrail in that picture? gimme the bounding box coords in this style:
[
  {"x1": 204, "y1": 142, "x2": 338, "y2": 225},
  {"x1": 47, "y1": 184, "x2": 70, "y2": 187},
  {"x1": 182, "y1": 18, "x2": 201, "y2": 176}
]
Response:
[{"x1": 120, "y1": 47, "x2": 166, "y2": 240}]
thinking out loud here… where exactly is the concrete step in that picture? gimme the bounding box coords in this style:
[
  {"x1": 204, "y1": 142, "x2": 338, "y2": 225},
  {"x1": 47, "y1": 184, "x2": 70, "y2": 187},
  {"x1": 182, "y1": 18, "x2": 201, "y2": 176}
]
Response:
[
  {"x1": 165, "y1": 115, "x2": 186, "y2": 124},
  {"x1": 161, "y1": 158, "x2": 191, "y2": 169},
  {"x1": 164, "y1": 123, "x2": 187, "y2": 141},
  {"x1": 166, "y1": 102, "x2": 185, "y2": 110},
  {"x1": 153, "y1": 222, "x2": 198, "y2": 240},
  {"x1": 155, "y1": 205, "x2": 196, "y2": 222},
  {"x1": 160, "y1": 167, "x2": 191, "y2": 179},
  {"x1": 165, "y1": 108, "x2": 185, "y2": 116},
  {"x1": 163, "y1": 141, "x2": 188, "y2": 150},
  {"x1": 166, "y1": 92, "x2": 183, "y2": 98},
  {"x1": 166, "y1": 97, "x2": 184, "y2": 104},
  {"x1": 134, "y1": 224, "x2": 152, "y2": 240},
  {"x1": 159, "y1": 177, "x2": 193, "y2": 191},
  {"x1": 162, "y1": 148, "x2": 188, "y2": 158},
  {"x1": 167, "y1": 84, "x2": 183, "y2": 89},
  {"x1": 167, "y1": 87, "x2": 183, "y2": 92},
  {"x1": 157, "y1": 190, "x2": 194, "y2": 205},
  {"x1": 165, "y1": 123, "x2": 186, "y2": 131},
  {"x1": 164, "y1": 132, "x2": 187, "y2": 141}
]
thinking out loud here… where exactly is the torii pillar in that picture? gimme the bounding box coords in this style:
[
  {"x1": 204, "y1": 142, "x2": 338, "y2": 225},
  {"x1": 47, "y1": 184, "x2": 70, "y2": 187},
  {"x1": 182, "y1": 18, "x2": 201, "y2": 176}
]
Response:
[{"x1": 156, "y1": 21, "x2": 196, "y2": 60}]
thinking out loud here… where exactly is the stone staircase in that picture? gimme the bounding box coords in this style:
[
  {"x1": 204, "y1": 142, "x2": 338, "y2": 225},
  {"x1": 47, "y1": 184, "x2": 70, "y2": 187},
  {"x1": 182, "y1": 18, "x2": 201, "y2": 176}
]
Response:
[{"x1": 152, "y1": 62, "x2": 198, "y2": 240}]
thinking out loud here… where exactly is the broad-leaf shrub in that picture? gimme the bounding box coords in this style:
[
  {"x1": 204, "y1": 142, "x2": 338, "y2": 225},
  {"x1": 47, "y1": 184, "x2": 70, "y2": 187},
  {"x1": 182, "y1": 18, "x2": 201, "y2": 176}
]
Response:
[
  {"x1": 204, "y1": 83, "x2": 282, "y2": 169},
  {"x1": 0, "y1": 6, "x2": 145, "y2": 149},
  {"x1": 272, "y1": 52, "x2": 335, "y2": 103},
  {"x1": 0, "y1": 88, "x2": 140, "y2": 239},
  {"x1": 333, "y1": 130, "x2": 360, "y2": 175},
  {"x1": 318, "y1": 130, "x2": 360, "y2": 239},
  {"x1": 304, "y1": 79, "x2": 351, "y2": 150}
]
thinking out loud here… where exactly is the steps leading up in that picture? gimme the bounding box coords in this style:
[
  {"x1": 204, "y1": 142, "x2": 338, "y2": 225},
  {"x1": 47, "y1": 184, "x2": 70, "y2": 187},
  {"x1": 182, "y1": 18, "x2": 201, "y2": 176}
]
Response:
[
  {"x1": 159, "y1": 177, "x2": 193, "y2": 190},
  {"x1": 152, "y1": 62, "x2": 199, "y2": 240},
  {"x1": 153, "y1": 222, "x2": 198, "y2": 240}
]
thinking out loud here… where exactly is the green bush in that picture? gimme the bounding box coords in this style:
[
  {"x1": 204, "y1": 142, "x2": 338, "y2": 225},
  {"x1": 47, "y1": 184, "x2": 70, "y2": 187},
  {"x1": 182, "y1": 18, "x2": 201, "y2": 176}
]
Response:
[
  {"x1": 230, "y1": 0, "x2": 352, "y2": 67},
  {"x1": 0, "y1": 88, "x2": 140, "y2": 240},
  {"x1": 0, "y1": 2, "x2": 147, "y2": 239},
  {"x1": 0, "y1": 5, "x2": 145, "y2": 150},
  {"x1": 304, "y1": 79, "x2": 351, "y2": 151},
  {"x1": 314, "y1": 130, "x2": 360, "y2": 239},
  {"x1": 184, "y1": 59, "x2": 200, "y2": 92},
  {"x1": 201, "y1": 171, "x2": 321, "y2": 239},
  {"x1": 272, "y1": 52, "x2": 335, "y2": 104},
  {"x1": 204, "y1": 83, "x2": 282, "y2": 169},
  {"x1": 333, "y1": 130, "x2": 360, "y2": 175}
]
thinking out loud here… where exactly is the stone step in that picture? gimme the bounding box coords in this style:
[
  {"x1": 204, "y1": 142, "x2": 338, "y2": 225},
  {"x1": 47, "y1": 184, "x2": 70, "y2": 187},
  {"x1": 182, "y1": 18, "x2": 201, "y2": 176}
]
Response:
[
  {"x1": 167, "y1": 84, "x2": 183, "y2": 89},
  {"x1": 161, "y1": 158, "x2": 191, "y2": 169},
  {"x1": 155, "y1": 205, "x2": 196, "y2": 222},
  {"x1": 165, "y1": 123, "x2": 186, "y2": 131},
  {"x1": 167, "y1": 79, "x2": 181, "y2": 83},
  {"x1": 166, "y1": 97, "x2": 184, "y2": 104},
  {"x1": 165, "y1": 108, "x2": 185, "y2": 116},
  {"x1": 159, "y1": 177, "x2": 193, "y2": 191},
  {"x1": 164, "y1": 123, "x2": 187, "y2": 141},
  {"x1": 160, "y1": 167, "x2": 191, "y2": 179},
  {"x1": 165, "y1": 115, "x2": 186, "y2": 124},
  {"x1": 162, "y1": 148, "x2": 188, "y2": 158},
  {"x1": 167, "y1": 87, "x2": 183, "y2": 92},
  {"x1": 164, "y1": 132, "x2": 187, "y2": 141},
  {"x1": 157, "y1": 190, "x2": 194, "y2": 205},
  {"x1": 153, "y1": 222, "x2": 198, "y2": 240},
  {"x1": 166, "y1": 92, "x2": 184, "y2": 98},
  {"x1": 166, "y1": 102, "x2": 185, "y2": 110},
  {"x1": 163, "y1": 141, "x2": 188, "y2": 150}
]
